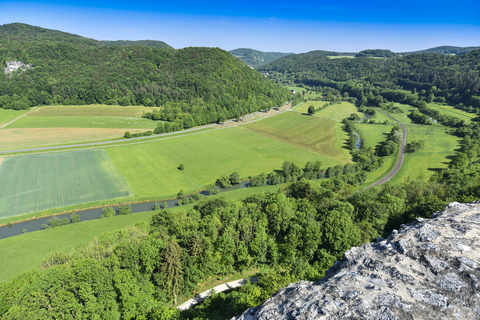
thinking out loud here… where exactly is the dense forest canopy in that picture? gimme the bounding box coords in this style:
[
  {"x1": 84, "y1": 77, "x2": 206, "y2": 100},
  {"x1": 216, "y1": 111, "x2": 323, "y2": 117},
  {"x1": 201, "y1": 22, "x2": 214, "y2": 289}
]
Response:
[
  {"x1": 355, "y1": 49, "x2": 396, "y2": 58},
  {"x1": 400, "y1": 45, "x2": 480, "y2": 56},
  {"x1": 259, "y1": 50, "x2": 480, "y2": 108},
  {"x1": 0, "y1": 24, "x2": 290, "y2": 125}
]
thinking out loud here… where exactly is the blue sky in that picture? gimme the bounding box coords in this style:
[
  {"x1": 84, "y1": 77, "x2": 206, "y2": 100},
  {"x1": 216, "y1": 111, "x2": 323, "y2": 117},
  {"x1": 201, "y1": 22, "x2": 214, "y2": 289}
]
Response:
[{"x1": 1, "y1": 0, "x2": 479, "y2": 52}]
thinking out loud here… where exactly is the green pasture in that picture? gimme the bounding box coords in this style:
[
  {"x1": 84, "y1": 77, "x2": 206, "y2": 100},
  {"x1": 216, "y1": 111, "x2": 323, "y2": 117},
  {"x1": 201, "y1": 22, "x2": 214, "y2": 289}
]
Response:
[
  {"x1": 389, "y1": 123, "x2": 459, "y2": 184},
  {"x1": 244, "y1": 111, "x2": 351, "y2": 160},
  {"x1": 28, "y1": 105, "x2": 151, "y2": 117},
  {"x1": 107, "y1": 122, "x2": 349, "y2": 199},
  {"x1": 6, "y1": 116, "x2": 158, "y2": 129},
  {"x1": 287, "y1": 87, "x2": 323, "y2": 99},
  {"x1": 428, "y1": 103, "x2": 475, "y2": 121},
  {"x1": 328, "y1": 55, "x2": 355, "y2": 59},
  {"x1": 355, "y1": 123, "x2": 394, "y2": 149},
  {"x1": 0, "y1": 184, "x2": 284, "y2": 283},
  {"x1": 0, "y1": 108, "x2": 30, "y2": 126},
  {"x1": 0, "y1": 150, "x2": 133, "y2": 219}
]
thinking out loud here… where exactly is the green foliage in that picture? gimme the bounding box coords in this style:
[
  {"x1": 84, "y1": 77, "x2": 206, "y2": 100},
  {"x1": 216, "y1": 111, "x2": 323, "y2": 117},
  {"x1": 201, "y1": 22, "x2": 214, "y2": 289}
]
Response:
[
  {"x1": 61, "y1": 217, "x2": 70, "y2": 225},
  {"x1": 101, "y1": 206, "x2": 115, "y2": 218},
  {"x1": 179, "y1": 164, "x2": 185, "y2": 170},
  {"x1": 70, "y1": 213, "x2": 80, "y2": 223},
  {"x1": 216, "y1": 174, "x2": 232, "y2": 188},
  {"x1": 229, "y1": 172, "x2": 241, "y2": 185},
  {"x1": 118, "y1": 203, "x2": 132, "y2": 215}
]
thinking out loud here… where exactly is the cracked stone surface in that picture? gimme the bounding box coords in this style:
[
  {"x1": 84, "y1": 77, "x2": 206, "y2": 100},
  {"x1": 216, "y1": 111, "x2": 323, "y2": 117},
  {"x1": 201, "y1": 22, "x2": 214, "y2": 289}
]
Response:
[{"x1": 233, "y1": 201, "x2": 480, "y2": 320}]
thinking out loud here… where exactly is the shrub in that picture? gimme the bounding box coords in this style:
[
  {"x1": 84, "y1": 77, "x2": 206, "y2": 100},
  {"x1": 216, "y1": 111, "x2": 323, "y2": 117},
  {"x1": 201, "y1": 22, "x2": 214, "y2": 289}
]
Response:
[
  {"x1": 179, "y1": 164, "x2": 185, "y2": 170},
  {"x1": 101, "y1": 206, "x2": 115, "y2": 218},
  {"x1": 61, "y1": 218, "x2": 70, "y2": 225},
  {"x1": 48, "y1": 217, "x2": 61, "y2": 227},
  {"x1": 118, "y1": 204, "x2": 131, "y2": 215},
  {"x1": 71, "y1": 213, "x2": 80, "y2": 223}
]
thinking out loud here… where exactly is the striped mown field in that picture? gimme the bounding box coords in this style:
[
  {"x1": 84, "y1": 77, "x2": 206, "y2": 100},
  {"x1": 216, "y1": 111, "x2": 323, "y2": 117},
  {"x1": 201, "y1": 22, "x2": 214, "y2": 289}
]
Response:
[{"x1": 0, "y1": 150, "x2": 133, "y2": 219}]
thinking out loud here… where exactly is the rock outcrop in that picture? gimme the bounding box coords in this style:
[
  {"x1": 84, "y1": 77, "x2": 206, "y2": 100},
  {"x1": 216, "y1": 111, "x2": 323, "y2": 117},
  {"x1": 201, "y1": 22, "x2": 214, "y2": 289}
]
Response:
[
  {"x1": 4, "y1": 60, "x2": 33, "y2": 74},
  {"x1": 234, "y1": 201, "x2": 480, "y2": 319}
]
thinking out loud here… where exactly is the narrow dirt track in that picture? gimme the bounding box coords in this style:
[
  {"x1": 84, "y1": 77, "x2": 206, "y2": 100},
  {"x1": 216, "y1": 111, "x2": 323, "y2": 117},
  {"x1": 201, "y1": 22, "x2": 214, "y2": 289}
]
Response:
[{"x1": 365, "y1": 109, "x2": 407, "y2": 189}]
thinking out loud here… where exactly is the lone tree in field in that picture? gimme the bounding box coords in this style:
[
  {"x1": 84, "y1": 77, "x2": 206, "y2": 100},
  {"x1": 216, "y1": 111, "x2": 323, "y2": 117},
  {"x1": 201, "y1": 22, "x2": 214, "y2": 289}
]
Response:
[
  {"x1": 161, "y1": 238, "x2": 184, "y2": 304},
  {"x1": 178, "y1": 163, "x2": 184, "y2": 170},
  {"x1": 308, "y1": 105, "x2": 315, "y2": 115}
]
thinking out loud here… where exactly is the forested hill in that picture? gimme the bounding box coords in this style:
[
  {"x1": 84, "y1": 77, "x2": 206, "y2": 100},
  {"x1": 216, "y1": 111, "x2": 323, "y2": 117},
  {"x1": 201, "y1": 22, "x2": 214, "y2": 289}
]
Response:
[
  {"x1": 259, "y1": 50, "x2": 480, "y2": 107},
  {"x1": 101, "y1": 40, "x2": 172, "y2": 48},
  {"x1": 0, "y1": 26, "x2": 290, "y2": 124},
  {"x1": 355, "y1": 49, "x2": 396, "y2": 58},
  {"x1": 401, "y1": 45, "x2": 480, "y2": 56},
  {"x1": 0, "y1": 23, "x2": 103, "y2": 47},
  {"x1": 229, "y1": 48, "x2": 293, "y2": 68}
]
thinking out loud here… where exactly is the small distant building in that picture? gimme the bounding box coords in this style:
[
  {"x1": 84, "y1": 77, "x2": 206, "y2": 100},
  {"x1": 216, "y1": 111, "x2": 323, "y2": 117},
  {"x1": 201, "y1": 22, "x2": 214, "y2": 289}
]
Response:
[{"x1": 291, "y1": 90, "x2": 296, "y2": 94}]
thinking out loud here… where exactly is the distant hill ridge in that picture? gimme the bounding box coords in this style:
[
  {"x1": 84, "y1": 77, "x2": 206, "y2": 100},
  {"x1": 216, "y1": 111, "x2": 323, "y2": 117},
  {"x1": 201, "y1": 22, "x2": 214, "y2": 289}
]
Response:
[
  {"x1": 401, "y1": 45, "x2": 480, "y2": 55},
  {"x1": 228, "y1": 48, "x2": 294, "y2": 68},
  {"x1": 101, "y1": 40, "x2": 172, "y2": 49},
  {"x1": 0, "y1": 23, "x2": 172, "y2": 49}
]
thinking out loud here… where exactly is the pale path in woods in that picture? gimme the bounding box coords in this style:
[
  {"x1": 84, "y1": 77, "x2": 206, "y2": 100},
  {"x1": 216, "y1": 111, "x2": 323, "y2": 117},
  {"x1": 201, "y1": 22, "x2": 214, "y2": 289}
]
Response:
[{"x1": 177, "y1": 277, "x2": 259, "y2": 311}]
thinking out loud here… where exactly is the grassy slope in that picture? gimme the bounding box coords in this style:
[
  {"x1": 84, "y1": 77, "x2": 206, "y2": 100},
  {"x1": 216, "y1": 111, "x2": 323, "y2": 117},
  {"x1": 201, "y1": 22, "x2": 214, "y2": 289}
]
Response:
[
  {"x1": 0, "y1": 108, "x2": 30, "y2": 126},
  {"x1": 107, "y1": 122, "x2": 346, "y2": 199},
  {"x1": 355, "y1": 123, "x2": 394, "y2": 149},
  {"x1": 0, "y1": 150, "x2": 133, "y2": 219},
  {"x1": 243, "y1": 111, "x2": 351, "y2": 161},
  {"x1": 0, "y1": 184, "x2": 283, "y2": 283}
]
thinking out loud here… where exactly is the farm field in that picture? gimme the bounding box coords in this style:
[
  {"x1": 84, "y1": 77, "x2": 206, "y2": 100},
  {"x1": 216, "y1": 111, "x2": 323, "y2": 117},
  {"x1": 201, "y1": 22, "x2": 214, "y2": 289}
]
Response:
[
  {"x1": 0, "y1": 108, "x2": 30, "y2": 126},
  {"x1": 0, "y1": 150, "x2": 133, "y2": 219},
  {"x1": 328, "y1": 55, "x2": 355, "y2": 59},
  {"x1": 6, "y1": 116, "x2": 158, "y2": 129},
  {"x1": 389, "y1": 123, "x2": 459, "y2": 184},
  {"x1": 26, "y1": 105, "x2": 151, "y2": 117},
  {"x1": 0, "y1": 183, "x2": 284, "y2": 283},
  {"x1": 428, "y1": 103, "x2": 475, "y2": 121},
  {"x1": 244, "y1": 111, "x2": 351, "y2": 160},
  {"x1": 0, "y1": 127, "x2": 145, "y2": 151},
  {"x1": 107, "y1": 122, "x2": 349, "y2": 199}
]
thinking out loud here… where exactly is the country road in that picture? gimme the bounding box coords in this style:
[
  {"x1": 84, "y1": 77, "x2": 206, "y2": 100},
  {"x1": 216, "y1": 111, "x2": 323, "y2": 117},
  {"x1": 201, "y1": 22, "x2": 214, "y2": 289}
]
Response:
[
  {"x1": 365, "y1": 109, "x2": 407, "y2": 189},
  {"x1": 177, "y1": 276, "x2": 259, "y2": 311}
]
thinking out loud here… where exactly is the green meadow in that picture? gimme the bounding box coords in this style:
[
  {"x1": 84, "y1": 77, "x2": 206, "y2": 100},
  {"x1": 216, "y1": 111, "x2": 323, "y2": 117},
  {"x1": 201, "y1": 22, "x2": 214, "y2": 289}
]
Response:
[
  {"x1": 428, "y1": 103, "x2": 475, "y2": 121},
  {"x1": 295, "y1": 101, "x2": 361, "y2": 121},
  {"x1": 0, "y1": 150, "x2": 133, "y2": 219},
  {"x1": 355, "y1": 123, "x2": 394, "y2": 149},
  {"x1": 107, "y1": 114, "x2": 350, "y2": 199},
  {"x1": 391, "y1": 123, "x2": 459, "y2": 184}
]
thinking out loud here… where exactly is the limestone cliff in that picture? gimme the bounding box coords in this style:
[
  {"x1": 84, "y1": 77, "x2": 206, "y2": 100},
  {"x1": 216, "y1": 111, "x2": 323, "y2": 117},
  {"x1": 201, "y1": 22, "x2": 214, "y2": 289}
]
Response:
[
  {"x1": 234, "y1": 201, "x2": 480, "y2": 319},
  {"x1": 4, "y1": 60, "x2": 33, "y2": 74}
]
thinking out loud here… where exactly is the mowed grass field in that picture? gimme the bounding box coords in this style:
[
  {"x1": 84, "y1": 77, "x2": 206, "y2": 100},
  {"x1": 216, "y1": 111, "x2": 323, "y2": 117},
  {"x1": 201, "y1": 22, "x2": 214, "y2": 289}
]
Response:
[
  {"x1": 0, "y1": 108, "x2": 31, "y2": 127},
  {"x1": 107, "y1": 115, "x2": 350, "y2": 198},
  {"x1": 355, "y1": 123, "x2": 394, "y2": 149},
  {"x1": 243, "y1": 111, "x2": 351, "y2": 161},
  {"x1": 0, "y1": 150, "x2": 133, "y2": 219},
  {"x1": 295, "y1": 101, "x2": 361, "y2": 121}
]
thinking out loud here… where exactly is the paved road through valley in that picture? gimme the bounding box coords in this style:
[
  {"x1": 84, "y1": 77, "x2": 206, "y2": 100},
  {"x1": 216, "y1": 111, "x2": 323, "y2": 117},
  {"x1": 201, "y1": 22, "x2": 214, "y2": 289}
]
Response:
[{"x1": 365, "y1": 109, "x2": 407, "y2": 189}]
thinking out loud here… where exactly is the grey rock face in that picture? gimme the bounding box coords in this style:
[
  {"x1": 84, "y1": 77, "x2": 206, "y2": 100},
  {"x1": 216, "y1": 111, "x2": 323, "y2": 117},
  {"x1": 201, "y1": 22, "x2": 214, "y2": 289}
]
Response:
[
  {"x1": 233, "y1": 202, "x2": 480, "y2": 320},
  {"x1": 4, "y1": 60, "x2": 33, "y2": 74}
]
